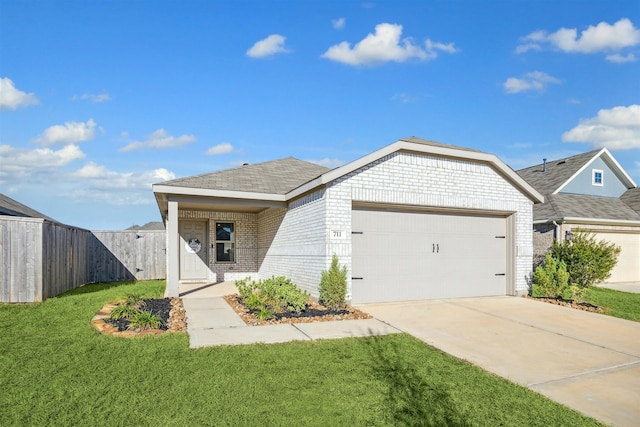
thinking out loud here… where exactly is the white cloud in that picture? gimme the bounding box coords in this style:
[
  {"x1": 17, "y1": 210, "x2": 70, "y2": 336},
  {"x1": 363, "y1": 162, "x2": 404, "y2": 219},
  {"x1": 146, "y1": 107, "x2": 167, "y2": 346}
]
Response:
[
  {"x1": 321, "y1": 23, "x2": 458, "y2": 66},
  {"x1": 246, "y1": 34, "x2": 290, "y2": 58},
  {"x1": 562, "y1": 104, "x2": 640, "y2": 149},
  {"x1": 120, "y1": 128, "x2": 197, "y2": 152},
  {"x1": 33, "y1": 119, "x2": 97, "y2": 146},
  {"x1": 206, "y1": 143, "x2": 233, "y2": 155},
  {"x1": 0, "y1": 77, "x2": 39, "y2": 110},
  {"x1": 68, "y1": 163, "x2": 176, "y2": 206},
  {"x1": 0, "y1": 144, "x2": 85, "y2": 183},
  {"x1": 307, "y1": 158, "x2": 346, "y2": 169},
  {"x1": 606, "y1": 53, "x2": 637, "y2": 63},
  {"x1": 332, "y1": 18, "x2": 346, "y2": 30},
  {"x1": 503, "y1": 71, "x2": 561, "y2": 94},
  {"x1": 517, "y1": 18, "x2": 640, "y2": 59},
  {"x1": 392, "y1": 92, "x2": 416, "y2": 103},
  {"x1": 72, "y1": 92, "x2": 111, "y2": 103}
]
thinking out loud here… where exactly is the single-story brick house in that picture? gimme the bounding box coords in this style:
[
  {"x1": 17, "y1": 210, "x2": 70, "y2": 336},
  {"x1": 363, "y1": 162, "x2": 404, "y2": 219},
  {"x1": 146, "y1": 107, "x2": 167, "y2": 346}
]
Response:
[
  {"x1": 517, "y1": 148, "x2": 640, "y2": 283},
  {"x1": 153, "y1": 137, "x2": 543, "y2": 303}
]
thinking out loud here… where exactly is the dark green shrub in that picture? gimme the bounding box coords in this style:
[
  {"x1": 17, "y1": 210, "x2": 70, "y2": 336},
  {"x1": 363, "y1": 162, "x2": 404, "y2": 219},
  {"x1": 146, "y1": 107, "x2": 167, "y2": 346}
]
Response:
[
  {"x1": 550, "y1": 230, "x2": 621, "y2": 288},
  {"x1": 319, "y1": 254, "x2": 348, "y2": 310},
  {"x1": 531, "y1": 252, "x2": 569, "y2": 298}
]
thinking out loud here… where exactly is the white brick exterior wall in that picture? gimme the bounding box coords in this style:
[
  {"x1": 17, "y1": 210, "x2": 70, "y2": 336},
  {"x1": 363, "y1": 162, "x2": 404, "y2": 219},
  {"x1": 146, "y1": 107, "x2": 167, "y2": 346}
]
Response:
[{"x1": 257, "y1": 191, "x2": 327, "y2": 296}]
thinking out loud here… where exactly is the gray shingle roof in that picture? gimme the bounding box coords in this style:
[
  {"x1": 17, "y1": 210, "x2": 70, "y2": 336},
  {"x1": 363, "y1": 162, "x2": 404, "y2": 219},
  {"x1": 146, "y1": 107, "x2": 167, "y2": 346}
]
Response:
[
  {"x1": 534, "y1": 193, "x2": 640, "y2": 222},
  {"x1": 0, "y1": 193, "x2": 59, "y2": 223},
  {"x1": 159, "y1": 157, "x2": 330, "y2": 194},
  {"x1": 622, "y1": 187, "x2": 640, "y2": 214},
  {"x1": 517, "y1": 150, "x2": 600, "y2": 195}
]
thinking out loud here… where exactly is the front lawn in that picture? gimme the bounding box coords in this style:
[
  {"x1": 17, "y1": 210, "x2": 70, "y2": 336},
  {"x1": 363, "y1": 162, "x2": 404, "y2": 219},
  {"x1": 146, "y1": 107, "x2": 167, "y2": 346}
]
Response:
[
  {"x1": 587, "y1": 287, "x2": 640, "y2": 322},
  {"x1": 0, "y1": 280, "x2": 602, "y2": 426}
]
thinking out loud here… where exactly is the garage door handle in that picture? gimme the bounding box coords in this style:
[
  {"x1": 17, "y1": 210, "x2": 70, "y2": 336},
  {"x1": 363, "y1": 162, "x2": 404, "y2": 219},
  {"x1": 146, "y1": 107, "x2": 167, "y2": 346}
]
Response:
[
  {"x1": 495, "y1": 273, "x2": 505, "y2": 276},
  {"x1": 352, "y1": 277, "x2": 363, "y2": 280}
]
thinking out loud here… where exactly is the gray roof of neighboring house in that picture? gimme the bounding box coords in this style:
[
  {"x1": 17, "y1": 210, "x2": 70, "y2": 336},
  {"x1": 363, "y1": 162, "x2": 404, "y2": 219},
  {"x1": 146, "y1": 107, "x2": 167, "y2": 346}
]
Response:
[
  {"x1": 517, "y1": 150, "x2": 600, "y2": 195},
  {"x1": 126, "y1": 221, "x2": 165, "y2": 231},
  {"x1": 622, "y1": 187, "x2": 640, "y2": 213},
  {"x1": 0, "y1": 193, "x2": 59, "y2": 223},
  {"x1": 518, "y1": 150, "x2": 640, "y2": 222},
  {"x1": 160, "y1": 157, "x2": 330, "y2": 194},
  {"x1": 534, "y1": 193, "x2": 640, "y2": 222}
]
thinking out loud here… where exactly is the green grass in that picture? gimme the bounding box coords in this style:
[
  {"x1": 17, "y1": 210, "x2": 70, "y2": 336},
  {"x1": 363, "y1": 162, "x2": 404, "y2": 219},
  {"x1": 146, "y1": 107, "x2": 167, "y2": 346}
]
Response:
[
  {"x1": 0, "y1": 280, "x2": 603, "y2": 426},
  {"x1": 586, "y1": 287, "x2": 640, "y2": 322}
]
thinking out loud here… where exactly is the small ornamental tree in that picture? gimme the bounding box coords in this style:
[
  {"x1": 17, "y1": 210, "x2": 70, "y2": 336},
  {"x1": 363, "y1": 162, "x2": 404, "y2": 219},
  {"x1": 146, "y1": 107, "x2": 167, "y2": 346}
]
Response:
[
  {"x1": 550, "y1": 229, "x2": 621, "y2": 288},
  {"x1": 319, "y1": 254, "x2": 348, "y2": 310},
  {"x1": 531, "y1": 252, "x2": 569, "y2": 298}
]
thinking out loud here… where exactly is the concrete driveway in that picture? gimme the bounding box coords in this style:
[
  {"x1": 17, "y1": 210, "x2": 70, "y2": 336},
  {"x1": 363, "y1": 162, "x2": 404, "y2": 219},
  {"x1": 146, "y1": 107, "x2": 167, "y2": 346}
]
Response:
[{"x1": 360, "y1": 296, "x2": 640, "y2": 427}]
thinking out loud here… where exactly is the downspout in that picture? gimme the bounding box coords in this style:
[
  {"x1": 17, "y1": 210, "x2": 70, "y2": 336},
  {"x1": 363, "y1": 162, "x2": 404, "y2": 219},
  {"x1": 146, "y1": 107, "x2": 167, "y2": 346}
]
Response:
[{"x1": 552, "y1": 220, "x2": 561, "y2": 242}]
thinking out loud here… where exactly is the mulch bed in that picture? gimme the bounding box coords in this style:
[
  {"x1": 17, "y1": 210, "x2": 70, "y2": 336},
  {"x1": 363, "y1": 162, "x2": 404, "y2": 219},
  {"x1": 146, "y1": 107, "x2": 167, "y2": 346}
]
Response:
[
  {"x1": 526, "y1": 296, "x2": 608, "y2": 313},
  {"x1": 95, "y1": 297, "x2": 187, "y2": 336},
  {"x1": 224, "y1": 294, "x2": 371, "y2": 326}
]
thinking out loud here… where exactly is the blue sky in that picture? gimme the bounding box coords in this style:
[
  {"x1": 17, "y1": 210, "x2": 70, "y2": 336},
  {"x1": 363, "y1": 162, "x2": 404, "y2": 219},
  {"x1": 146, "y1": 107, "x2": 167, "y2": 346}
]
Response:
[{"x1": 1, "y1": 0, "x2": 639, "y2": 230}]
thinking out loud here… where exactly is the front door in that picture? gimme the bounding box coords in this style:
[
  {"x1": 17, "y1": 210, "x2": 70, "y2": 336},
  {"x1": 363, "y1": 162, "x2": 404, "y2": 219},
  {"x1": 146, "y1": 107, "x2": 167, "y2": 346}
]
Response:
[{"x1": 179, "y1": 221, "x2": 209, "y2": 280}]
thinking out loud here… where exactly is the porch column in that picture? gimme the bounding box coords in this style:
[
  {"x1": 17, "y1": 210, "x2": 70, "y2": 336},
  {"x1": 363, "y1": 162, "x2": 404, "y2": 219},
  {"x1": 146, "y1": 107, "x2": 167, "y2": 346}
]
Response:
[{"x1": 165, "y1": 199, "x2": 180, "y2": 297}]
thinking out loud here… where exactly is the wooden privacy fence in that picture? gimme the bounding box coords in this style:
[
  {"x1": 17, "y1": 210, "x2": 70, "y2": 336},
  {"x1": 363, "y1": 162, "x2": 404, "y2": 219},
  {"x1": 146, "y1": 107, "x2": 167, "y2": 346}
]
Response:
[{"x1": 0, "y1": 217, "x2": 166, "y2": 302}]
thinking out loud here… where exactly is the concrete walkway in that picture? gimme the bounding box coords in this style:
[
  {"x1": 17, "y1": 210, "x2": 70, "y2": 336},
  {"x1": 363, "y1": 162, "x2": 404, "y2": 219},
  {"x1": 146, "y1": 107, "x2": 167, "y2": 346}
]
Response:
[
  {"x1": 179, "y1": 281, "x2": 400, "y2": 348},
  {"x1": 360, "y1": 296, "x2": 640, "y2": 427},
  {"x1": 597, "y1": 281, "x2": 640, "y2": 294}
]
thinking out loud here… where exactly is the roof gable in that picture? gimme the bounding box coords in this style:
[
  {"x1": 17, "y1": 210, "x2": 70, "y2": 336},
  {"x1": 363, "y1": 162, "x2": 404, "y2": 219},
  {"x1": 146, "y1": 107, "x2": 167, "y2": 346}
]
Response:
[{"x1": 517, "y1": 148, "x2": 636, "y2": 196}]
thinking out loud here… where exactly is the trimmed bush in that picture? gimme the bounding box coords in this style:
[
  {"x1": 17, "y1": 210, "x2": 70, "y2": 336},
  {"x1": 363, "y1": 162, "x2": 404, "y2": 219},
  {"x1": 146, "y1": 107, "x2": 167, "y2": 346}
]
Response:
[
  {"x1": 550, "y1": 230, "x2": 621, "y2": 288},
  {"x1": 319, "y1": 254, "x2": 348, "y2": 310},
  {"x1": 531, "y1": 252, "x2": 569, "y2": 298},
  {"x1": 235, "y1": 276, "x2": 309, "y2": 319}
]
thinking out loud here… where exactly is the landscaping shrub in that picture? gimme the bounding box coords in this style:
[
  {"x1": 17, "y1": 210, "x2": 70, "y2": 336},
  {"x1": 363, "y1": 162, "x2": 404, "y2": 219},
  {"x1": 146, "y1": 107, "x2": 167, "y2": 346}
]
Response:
[
  {"x1": 128, "y1": 310, "x2": 162, "y2": 330},
  {"x1": 550, "y1": 230, "x2": 621, "y2": 288},
  {"x1": 531, "y1": 252, "x2": 569, "y2": 298},
  {"x1": 319, "y1": 254, "x2": 348, "y2": 310},
  {"x1": 235, "y1": 276, "x2": 309, "y2": 319}
]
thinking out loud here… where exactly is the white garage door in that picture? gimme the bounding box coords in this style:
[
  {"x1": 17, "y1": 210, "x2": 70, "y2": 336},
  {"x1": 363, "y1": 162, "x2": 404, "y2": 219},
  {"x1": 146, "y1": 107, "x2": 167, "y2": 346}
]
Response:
[
  {"x1": 593, "y1": 232, "x2": 640, "y2": 283},
  {"x1": 351, "y1": 209, "x2": 507, "y2": 304}
]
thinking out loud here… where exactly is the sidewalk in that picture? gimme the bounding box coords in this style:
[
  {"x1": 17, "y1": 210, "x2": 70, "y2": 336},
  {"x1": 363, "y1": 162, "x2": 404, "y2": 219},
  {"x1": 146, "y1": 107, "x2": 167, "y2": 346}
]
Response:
[{"x1": 179, "y1": 281, "x2": 400, "y2": 348}]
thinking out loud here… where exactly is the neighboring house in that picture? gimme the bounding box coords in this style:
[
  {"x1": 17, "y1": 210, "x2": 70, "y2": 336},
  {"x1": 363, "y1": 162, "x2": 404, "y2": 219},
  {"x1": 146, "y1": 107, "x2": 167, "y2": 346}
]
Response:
[
  {"x1": 517, "y1": 148, "x2": 640, "y2": 283},
  {"x1": 153, "y1": 137, "x2": 543, "y2": 304},
  {"x1": 0, "y1": 193, "x2": 59, "y2": 223}
]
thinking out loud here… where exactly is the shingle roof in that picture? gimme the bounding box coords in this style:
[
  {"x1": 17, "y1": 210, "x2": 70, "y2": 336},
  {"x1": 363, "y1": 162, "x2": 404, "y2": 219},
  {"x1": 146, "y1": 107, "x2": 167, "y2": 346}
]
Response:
[
  {"x1": 534, "y1": 193, "x2": 640, "y2": 222},
  {"x1": 517, "y1": 150, "x2": 600, "y2": 195},
  {"x1": 159, "y1": 157, "x2": 330, "y2": 194},
  {"x1": 622, "y1": 187, "x2": 640, "y2": 214},
  {"x1": 0, "y1": 193, "x2": 59, "y2": 223}
]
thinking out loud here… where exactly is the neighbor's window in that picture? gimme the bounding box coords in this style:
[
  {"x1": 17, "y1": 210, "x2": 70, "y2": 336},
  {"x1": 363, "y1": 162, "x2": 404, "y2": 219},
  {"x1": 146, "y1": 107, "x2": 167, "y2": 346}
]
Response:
[
  {"x1": 592, "y1": 169, "x2": 603, "y2": 186},
  {"x1": 216, "y1": 222, "x2": 235, "y2": 262}
]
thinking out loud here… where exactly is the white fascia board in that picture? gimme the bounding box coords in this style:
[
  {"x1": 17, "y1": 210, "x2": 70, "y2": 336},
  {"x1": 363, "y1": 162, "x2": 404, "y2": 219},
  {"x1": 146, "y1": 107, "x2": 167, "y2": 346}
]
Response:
[
  {"x1": 287, "y1": 139, "x2": 545, "y2": 203},
  {"x1": 534, "y1": 217, "x2": 640, "y2": 227},
  {"x1": 152, "y1": 184, "x2": 286, "y2": 202},
  {"x1": 599, "y1": 148, "x2": 637, "y2": 188},
  {"x1": 554, "y1": 148, "x2": 636, "y2": 194}
]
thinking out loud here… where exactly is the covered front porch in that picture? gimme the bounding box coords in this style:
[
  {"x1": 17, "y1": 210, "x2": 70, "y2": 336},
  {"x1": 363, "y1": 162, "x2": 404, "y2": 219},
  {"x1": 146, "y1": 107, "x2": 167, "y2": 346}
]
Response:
[{"x1": 154, "y1": 191, "x2": 287, "y2": 297}]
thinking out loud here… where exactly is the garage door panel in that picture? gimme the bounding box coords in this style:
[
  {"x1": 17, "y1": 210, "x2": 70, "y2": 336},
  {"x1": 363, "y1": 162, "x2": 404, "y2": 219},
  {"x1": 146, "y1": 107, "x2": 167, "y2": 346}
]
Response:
[{"x1": 352, "y1": 209, "x2": 506, "y2": 304}]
